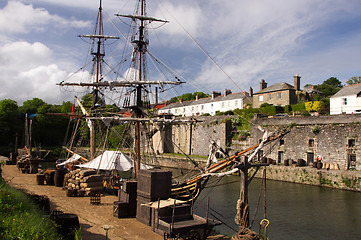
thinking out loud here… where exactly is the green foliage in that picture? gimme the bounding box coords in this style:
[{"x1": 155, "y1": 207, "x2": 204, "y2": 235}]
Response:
[
  {"x1": 314, "y1": 77, "x2": 343, "y2": 97},
  {"x1": 260, "y1": 103, "x2": 272, "y2": 108},
  {"x1": 108, "y1": 123, "x2": 133, "y2": 149},
  {"x1": 346, "y1": 76, "x2": 361, "y2": 85},
  {"x1": 311, "y1": 125, "x2": 320, "y2": 134},
  {"x1": 0, "y1": 99, "x2": 22, "y2": 146},
  {"x1": 291, "y1": 102, "x2": 306, "y2": 113},
  {"x1": 20, "y1": 98, "x2": 46, "y2": 114},
  {"x1": 169, "y1": 92, "x2": 210, "y2": 103},
  {"x1": 284, "y1": 105, "x2": 291, "y2": 113},
  {"x1": 0, "y1": 179, "x2": 62, "y2": 239},
  {"x1": 215, "y1": 111, "x2": 224, "y2": 116},
  {"x1": 259, "y1": 105, "x2": 277, "y2": 115},
  {"x1": 61, "y1": 101, "x2": 73, "y2": 113}
]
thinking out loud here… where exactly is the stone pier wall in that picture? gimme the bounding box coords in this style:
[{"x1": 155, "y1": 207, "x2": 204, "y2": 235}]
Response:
[{"x1": 252, "y1": 165, "x2": 361, "y2": 192}]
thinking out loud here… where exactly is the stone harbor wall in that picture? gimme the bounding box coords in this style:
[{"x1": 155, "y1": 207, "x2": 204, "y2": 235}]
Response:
[
  {"x1": 151, "y1": 116, "x2": 231, "y2": 156},
  {"x1": 252, "y1": 165, "x2": 361, "y2": 192},
  {"x1": 250, "y1": 114, "x2": 361, "y2": 171}
]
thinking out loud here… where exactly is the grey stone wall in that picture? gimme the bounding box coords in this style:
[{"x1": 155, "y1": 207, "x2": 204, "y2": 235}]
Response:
[
  {"x1": 253, "y1": 165, "x2": 361, "y2": 192},
  {"x1": 250, "y1": 114, "x2": 361, "y2": 170},
  {"x1": 253, "y1": 89, "x2": 297, "y2": 108},
  {"x1": 152, "y1": 116, "x2": 231, "y2": 156}
]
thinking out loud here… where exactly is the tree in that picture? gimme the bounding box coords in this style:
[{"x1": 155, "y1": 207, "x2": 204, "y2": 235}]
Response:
[
  {"x1": 0, "y1": 99, "x2": 21, "y2": 146},
  {"x1": 323, "y1": 77, "x2": 343, "y2": 88},
  {"x1": 346, "y1": 76, "x2": 361, "y2": 85},
  {"x1": 20, "y1": 98, "x2": 46, "y2": 114},
  {"x1": 314, "y1": 77, "x2": 342, "y2": 97},
  {"x1": 169, "y1": 92, "x2": 210, "y2": 103}
]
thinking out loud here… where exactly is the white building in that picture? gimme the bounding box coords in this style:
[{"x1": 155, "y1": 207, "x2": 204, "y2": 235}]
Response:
[
  {"x1": 330, "y1": 83, "x2": 361, "y2": 115},
  {"x1": 159, "y1": 90, "x2": 252, "y2": 117}
]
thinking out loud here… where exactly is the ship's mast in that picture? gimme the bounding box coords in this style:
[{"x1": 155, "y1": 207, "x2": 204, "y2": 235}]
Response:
[
  {"x1": 134, "y1": 0, "x2": 145, "y2": 179},
  {"x1": 58, "y1": 0, "x2": 182, "y2": 164}
]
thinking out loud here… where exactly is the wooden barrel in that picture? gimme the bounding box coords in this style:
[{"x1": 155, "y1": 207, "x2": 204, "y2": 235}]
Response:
[
  {"x1": 45, "y1": 172, "x2": 55, "y2": 185},
  {"x1": 284, "y1": 159, "x2": 289, "y2": 166},
  {"x1": 54, "y1": 169, "x2": 66, "y2": 187},
  {"x1": 55, "y1": 213, "x2": 79, "y2": 239},
  {"x1": 296, "y1": 159, "x2": 305, "y2": 167},
  {"x1": 317, "y1": 162, "x2": 323, "y2": 170},
  {"x1": 36, "y1": 174, "x2": 45, "y2": 185}
]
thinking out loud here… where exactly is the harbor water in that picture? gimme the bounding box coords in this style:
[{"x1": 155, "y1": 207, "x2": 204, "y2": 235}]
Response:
[{"x1": 193, "y1": 175, "x2": 361, "y2": 240}]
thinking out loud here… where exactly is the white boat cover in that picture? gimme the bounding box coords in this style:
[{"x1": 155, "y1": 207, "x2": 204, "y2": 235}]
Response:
[
  {"x1": 76, "y1": 150, "x2": 151, "y2": 171},
  {"x1": 58, "y1": 153, "x2": 82, "y2": 166}
]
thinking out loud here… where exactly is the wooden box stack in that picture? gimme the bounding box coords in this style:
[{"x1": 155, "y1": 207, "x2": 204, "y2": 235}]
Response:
[
  {"x1": 115, "y1": 180, "x2": 138, "y2": 217},
  {"x1": 136, "y1": 169, "x2": 172, "y2": 226}
]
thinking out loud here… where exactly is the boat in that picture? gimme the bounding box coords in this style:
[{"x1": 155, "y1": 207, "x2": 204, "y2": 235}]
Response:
[{"x1": 56, "y1": 1, "x2": 289, "y2": 238}]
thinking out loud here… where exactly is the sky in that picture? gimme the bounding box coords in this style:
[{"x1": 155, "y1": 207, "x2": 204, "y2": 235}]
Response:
[{"x1": 1, "y1": 0, "x2": 361, "y2": 105}]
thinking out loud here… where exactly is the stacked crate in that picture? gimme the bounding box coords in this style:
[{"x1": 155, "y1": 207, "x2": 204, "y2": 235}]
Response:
[
  {"x1": 136, "y1": 169, "x2": 172, "y2": 225},
  {"x1": 115, "y1": 180, "x2": 138, "y2": 217}
]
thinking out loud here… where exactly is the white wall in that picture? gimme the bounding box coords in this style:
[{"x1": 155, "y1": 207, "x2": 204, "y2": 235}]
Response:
[
  {"x1": 159, "y1": 98, "x2": 244, "y2": 116},
  {"x1": 330, "y1": 95, "x2": 361, "y2": 115}
]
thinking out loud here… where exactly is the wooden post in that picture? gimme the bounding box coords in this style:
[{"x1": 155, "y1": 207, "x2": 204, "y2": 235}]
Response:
[{"x1": 235, "y1": 156, "x2": 249, "y2": 229}]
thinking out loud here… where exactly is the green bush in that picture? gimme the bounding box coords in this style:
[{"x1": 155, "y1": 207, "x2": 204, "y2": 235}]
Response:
[
  {"x1": 284, "y1": 105, "x2": 292, "y2": 113},
  {"x1": 259, "y1": 105, "x2": 277, "y2": 115}
]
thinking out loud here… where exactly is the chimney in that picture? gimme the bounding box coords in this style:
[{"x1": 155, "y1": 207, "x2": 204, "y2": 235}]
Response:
[
  {"x1": 196, "y1": 94, "x2": 199, "y2": 100},
  {"x1": 260, "y1": 79, "x2": 267, "y2": 90},
  {"x1": 179, "y1": 98, "x2": 183, "y2": 103},
  {"x1": 294, "y1": 74, "x2": 301, "y2": 91},
  {"x1": 249, "y1": 87, "x2": 253, "y2": 97},
  {"x1": 212, "y1": 91, "x2": 221, "y2": 99},
  {"x1": 155, "y1": 87, "x2": 158, "y2": 104},
  {"x1": 224, "y1": 89, "x2": 232, "y2": 96}
]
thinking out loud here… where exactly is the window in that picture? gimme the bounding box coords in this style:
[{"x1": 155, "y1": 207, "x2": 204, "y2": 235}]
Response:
[
  {"x1": 192, "y1": 106, "x2": 194, "y2": 111},
  {"x1": 268, "y1": 94, "x2": 272, "y2": 100},
  {"x1": 278, "y1": 151, "x2": 284, "y2": 164},
  {"x1": 235, "y1": 100, "x2": 238, "y2": 106},
  {"x1": 308, "y1": 139, "x2": 314, "y2": 147},
  {"x1": 175, "y1": 109, "x2": 178, "y2": 114},
  {"x1": 280, "y1": 139, "x2": 284, "y2": 145},
  {"x1": 342, "y1": 98, "x2": 347, "y2": 105},
  {"x1": 211, "y1": 104, "x2": 213, "y2": 109},
  {"x1": 222, "y1": 102, "x2": 225, "y2": 107},
  {"x1": 348, "y1": 139, "x2": 355, "y2": 147},
  {"x1": 348, "y1": 154, "x2": 356, "y2": 170},
  {"x1": 259, "y1": 95, "x2": 263, "y2": 102},
  {"x1": 183, "y1": 108, "x2": 185, "y2": 112},
  {"x1": 278, "y1": 92, "x2": 282, "y2": 99},
  {"x1": 201, "y1": 105, "x2": 204, "y2": 110}
]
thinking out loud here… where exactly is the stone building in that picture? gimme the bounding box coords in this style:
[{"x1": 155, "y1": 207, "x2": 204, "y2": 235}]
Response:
[
  {"x1": 250, "y1": 114, "x2": 361, "y2": 171},
  {"x1": 252, "y1": 75, "x2": 301, "y2": 108}
]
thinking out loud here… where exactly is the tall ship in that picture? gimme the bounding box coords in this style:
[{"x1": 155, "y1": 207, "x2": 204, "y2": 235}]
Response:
[{"x1": 56, "y1": 1, "x2": 286, "y2": 239}]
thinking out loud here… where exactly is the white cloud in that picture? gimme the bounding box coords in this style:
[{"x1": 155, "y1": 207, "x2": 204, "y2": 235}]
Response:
[
  {"x1": 0, "y1": 41, "x2": 72, "y2": 104},
  {"x1": 0, "y1": 1, "x2": 90, "y2": 35}
]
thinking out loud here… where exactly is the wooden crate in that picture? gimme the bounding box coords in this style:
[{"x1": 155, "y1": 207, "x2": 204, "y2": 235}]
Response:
[
  {"x1": 137, "y1": 169, "x2": 172, "y2": 201},
  {"x1": 113, "y1": 201, "x2": 130, "y2": 218}
]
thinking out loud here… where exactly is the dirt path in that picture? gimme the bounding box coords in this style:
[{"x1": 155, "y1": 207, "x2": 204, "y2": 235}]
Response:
[{"x1": 1, "y1": 162, "x2": 162, "y2": 240}]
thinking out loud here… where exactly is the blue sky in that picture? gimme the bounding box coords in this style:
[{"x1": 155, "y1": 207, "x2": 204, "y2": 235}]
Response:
[{"x1": 1, "y1": 0, "x2": 361, "y2": 105}]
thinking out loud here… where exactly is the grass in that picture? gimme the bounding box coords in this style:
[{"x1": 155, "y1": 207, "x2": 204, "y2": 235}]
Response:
[{"x1": 0, "y1": 178, "x2": 62, "y2": 240}]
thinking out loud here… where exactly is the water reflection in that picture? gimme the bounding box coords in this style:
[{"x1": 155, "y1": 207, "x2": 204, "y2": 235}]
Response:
[{"x1": 192, "y1": 175, "x2": 361, "y2": 240}]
